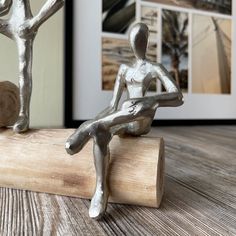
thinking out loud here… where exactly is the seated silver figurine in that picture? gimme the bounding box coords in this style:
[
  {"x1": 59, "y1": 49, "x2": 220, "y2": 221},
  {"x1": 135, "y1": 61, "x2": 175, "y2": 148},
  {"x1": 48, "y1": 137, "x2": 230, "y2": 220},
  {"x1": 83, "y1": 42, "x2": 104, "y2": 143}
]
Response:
[{"x1": 66, "y1": 22, "x2": 184, "y2": 220}]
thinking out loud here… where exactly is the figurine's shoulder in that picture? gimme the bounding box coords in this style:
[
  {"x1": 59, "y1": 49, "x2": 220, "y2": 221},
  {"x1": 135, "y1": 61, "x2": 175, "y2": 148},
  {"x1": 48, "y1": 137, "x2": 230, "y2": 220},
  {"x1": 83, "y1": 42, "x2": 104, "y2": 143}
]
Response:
[
  {"x1": 118, "y1": 64, "x2": 129, "y2": 75},
  {"x1": 149, "y1": 62, "x2": 168, "y2": 76},
  {"x1": 149, "y1": 62, "x2": 162, "y2": 70},
  {"x1": 145, "y1": 61, "x2": 156, "y2": 70}
]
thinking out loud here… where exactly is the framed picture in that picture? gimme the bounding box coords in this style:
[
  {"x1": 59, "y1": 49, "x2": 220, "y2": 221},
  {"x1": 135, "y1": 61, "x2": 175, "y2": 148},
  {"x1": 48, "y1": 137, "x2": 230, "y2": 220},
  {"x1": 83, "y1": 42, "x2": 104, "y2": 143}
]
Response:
[{"x1": 65, "y1": 0, "x2": 236, "y2": 127}]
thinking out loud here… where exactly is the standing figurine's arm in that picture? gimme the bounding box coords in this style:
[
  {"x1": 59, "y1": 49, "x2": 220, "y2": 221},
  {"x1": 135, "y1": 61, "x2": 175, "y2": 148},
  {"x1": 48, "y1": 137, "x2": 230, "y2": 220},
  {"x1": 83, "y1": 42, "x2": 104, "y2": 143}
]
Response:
[
  {"x1": 31, "y1": 0, "x2": 64, "y2": 30},
  {"x1": 96, "y1": 65, "x2": 126, "y2": 119},
  {"x1": 0, "y1": 0, "x2": 11, "y2": 38},
  {"x1": 17, "y1": 0, "x2": 64, "y2": 39},
  {"x1": 0, "y1": 0, "x2": 11, "y2": 16},
  {"x1": 0, "y1": 19, "x2": 11, "y2": 38}
]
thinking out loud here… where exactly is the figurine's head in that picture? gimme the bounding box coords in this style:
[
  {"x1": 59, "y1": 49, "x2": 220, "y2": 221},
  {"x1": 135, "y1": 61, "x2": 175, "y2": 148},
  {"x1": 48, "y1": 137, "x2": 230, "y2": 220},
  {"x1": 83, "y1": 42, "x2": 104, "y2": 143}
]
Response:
[
  {"x1": 0, "y1": 0, "x2": 12, "y2": 16},
  {"x1": 129, "y1": 22, "x2": 149, "y2": 60}
]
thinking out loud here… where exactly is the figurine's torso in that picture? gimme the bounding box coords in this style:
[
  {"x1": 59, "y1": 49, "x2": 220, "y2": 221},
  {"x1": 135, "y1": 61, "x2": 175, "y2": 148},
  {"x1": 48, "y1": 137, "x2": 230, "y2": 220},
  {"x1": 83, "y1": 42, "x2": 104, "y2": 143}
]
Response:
[
  {"x1": 8, "y1": 0, "x2": 32, "y2": 36},
  {"x1": 123, "y1": 61, "x2": 156, "y2": 98}
]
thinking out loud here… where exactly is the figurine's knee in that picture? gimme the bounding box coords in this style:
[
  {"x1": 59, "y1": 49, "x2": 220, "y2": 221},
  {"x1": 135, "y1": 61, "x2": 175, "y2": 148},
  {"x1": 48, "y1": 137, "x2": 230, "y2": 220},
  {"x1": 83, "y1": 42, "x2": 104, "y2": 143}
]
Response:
[
  {"x1": 93, "y1": 122, "x2": 112, "y2": 147},
  {"x1": 19, "y1": 60, "x2": 28, "y2": 74},
  {"x1": 18, "y1": 76, "x2": 32, "y2": 95},
  {"x1": 66, "y1": 128, "x2": 91, "y2": 155},
  {"x1": 18, "y1": 61, "x2": 32, "y2": 89},
  {"x1": 125, "y1": 119, "x2": 152, "y2": 136}
]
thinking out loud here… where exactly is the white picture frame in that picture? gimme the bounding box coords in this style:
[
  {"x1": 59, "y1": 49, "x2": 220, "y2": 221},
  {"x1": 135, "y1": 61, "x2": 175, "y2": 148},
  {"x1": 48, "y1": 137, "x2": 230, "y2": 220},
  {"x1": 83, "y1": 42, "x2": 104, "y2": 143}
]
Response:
[{"x1": 66, "y1": 0, "x2": 236, "y2": 125}]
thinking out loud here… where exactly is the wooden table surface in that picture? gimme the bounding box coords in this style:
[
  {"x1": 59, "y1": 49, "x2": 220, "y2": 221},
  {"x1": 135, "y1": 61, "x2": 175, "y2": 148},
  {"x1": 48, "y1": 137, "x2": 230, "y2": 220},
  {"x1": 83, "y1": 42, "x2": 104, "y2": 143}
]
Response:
[{"x1": 0, "y1": 126, "x2": 235, "y2": 235}]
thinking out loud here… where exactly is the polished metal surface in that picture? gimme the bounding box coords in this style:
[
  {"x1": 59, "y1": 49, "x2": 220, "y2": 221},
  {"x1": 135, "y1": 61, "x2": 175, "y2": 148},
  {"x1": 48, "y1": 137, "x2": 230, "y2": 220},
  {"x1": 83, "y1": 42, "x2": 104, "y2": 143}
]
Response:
[
  {"x1": 66, "y1": 23, "x2": 184, "y2": 220},
  {"x1": 0, "y1": 0, "x2": 64, "y2": 133}
]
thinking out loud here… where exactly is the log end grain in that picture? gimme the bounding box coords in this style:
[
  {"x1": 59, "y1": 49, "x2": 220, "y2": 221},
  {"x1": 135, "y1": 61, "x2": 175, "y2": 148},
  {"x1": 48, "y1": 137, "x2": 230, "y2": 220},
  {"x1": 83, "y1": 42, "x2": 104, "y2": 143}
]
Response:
[{"x1": 0, "y1": 81, "x2": 20, "y2": 127}]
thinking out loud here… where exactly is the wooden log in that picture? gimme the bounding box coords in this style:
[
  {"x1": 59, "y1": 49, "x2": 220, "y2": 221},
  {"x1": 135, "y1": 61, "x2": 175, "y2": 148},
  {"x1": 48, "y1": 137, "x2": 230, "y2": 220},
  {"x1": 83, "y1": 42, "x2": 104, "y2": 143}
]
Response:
[
  {"x1": 0, "y1": 81, "x2": 20, "y2": 127},
  {"x1": 0, "y1": 129, "x2": 165, "y2": 208}
]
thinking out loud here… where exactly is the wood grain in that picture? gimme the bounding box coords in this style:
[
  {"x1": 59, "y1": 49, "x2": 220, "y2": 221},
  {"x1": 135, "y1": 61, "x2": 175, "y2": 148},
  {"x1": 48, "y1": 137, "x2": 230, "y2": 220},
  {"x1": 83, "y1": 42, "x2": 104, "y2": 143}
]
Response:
[
  {"x1": 0, "y1": 81, "x2": 20, "y2": 127},
  {"x1": 0, "y1": 129, "x2": 164, "y2": 208},
  {"x1": 0, "y1": 126, "x2": 235, "y2": 235}
]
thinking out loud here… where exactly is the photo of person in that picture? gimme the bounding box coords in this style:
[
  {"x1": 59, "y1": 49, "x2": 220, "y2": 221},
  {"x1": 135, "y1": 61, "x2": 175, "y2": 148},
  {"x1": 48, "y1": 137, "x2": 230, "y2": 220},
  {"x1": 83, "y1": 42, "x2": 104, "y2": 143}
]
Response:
[
  {"x1": 192, "y1": 14, "x2": 231, "y2": 94},
  {"x1": 162, "y1": 9, "x2": 189, "y2": 92}
]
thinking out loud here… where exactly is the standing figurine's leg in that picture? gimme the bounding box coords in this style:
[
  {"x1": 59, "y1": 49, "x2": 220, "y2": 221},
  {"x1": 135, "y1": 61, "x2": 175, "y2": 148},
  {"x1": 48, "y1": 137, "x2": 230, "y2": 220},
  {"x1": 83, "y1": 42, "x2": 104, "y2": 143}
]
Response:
[
  {"x1": 89, "y1": 135, "x2": 111, "y2": 219},
  {"x1": 13, "y1": 38, "x2": 33, "y2": 133}
]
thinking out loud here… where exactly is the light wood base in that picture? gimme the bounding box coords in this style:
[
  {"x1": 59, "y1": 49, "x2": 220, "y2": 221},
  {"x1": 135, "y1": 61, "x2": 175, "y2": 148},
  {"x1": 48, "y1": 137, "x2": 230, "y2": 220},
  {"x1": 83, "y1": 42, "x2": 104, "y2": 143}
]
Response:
[{"x1": 0, "y1": 129, "x2": 165, "y2": 208}]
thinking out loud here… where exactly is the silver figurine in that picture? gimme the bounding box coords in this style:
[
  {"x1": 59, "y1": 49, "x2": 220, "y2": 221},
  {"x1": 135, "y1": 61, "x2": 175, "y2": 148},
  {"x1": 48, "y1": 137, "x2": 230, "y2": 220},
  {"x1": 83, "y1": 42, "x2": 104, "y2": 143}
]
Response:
[
  {"x1": 0, "y1": 0, "x2": 64, "y2": 133},
  {"x1": 66, "y1": 23, "x2": 184, "y2": 220}
]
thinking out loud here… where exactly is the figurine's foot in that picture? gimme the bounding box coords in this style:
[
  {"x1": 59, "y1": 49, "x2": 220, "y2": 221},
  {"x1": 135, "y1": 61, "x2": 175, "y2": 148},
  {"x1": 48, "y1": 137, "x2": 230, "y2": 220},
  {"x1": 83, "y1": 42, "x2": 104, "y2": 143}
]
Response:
[
  {"x1": 65, "y1": 131, "x2": 90, "y2": 155},
  {"x1": 65, "y1": 120, "x2": 94, "y2": 155},
  {"x1": 13, "y1": 115, "x2": 29, "y2": 133},
  {"x1": 65, "y1": 138, "x2": 85, "y2": 155},
  {"x1": 65, "y1": 140, "x2": 75, "y2": 155},
  {"x1": 89, "y1": 187, "x2": 109, "y2": 220}
]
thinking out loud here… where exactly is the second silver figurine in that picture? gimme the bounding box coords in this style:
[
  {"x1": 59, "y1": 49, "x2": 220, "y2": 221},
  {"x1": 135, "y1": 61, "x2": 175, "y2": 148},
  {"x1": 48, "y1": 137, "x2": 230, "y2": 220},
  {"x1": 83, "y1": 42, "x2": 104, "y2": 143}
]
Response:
[{"x1": 0, "y1": 0, "x2": 64, "y2": 133}]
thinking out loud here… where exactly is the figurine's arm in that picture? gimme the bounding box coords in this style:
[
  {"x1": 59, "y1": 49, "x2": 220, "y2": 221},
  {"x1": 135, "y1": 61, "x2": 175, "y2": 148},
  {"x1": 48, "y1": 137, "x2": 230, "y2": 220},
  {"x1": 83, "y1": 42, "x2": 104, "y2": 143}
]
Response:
[
  {"x1": 0, "y1": 19, "x2": 11, "y2": 38},
  {"x1": 151, "y1": 63, "x2": 184, "y2": 107},
  {"x1": 0, "y1": 0, "x2": 12, "y2": 17},
  {"x1": 31, "y1": 0, "x2": 64, "y2": 30},
  {"x1": 96, "y1": 65, "x2": 126, "y2": 119},
  {"x1": 0, "y1": 19, "x2": 5, "y2": 32},
  {"x1": 128, "y1": 63, "x2": 183, "y2": 110},
  {"x1": 17, "y1": 0, "x2": 64, "y2": 38},
  {"x1": 110, "y1": 64, "x2": 126, "y2": 110}
]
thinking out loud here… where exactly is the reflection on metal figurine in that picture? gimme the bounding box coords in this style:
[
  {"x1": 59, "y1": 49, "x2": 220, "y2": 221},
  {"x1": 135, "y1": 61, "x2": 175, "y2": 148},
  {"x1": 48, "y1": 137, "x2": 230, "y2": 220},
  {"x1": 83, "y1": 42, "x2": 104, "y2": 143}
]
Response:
[
  {"x1": 0, "y1": 0, "x2": 64, "y2": 133},
  {"x1": 66, "y1": 23, "x2": 184, "y2": 220}
]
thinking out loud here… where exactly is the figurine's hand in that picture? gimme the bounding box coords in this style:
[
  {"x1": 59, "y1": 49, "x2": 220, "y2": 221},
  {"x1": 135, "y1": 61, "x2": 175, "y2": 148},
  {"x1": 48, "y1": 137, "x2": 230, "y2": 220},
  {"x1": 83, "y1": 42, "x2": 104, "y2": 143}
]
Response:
[
  {"x1": 122, "y1": 97, "x2": 157, "y2": 116},
  {"x1": 18, "y1": 20, "x2": 37, "y2": 39},
  {"x1": 134, "y1": 98, "x2": 157, "y2": 116}
]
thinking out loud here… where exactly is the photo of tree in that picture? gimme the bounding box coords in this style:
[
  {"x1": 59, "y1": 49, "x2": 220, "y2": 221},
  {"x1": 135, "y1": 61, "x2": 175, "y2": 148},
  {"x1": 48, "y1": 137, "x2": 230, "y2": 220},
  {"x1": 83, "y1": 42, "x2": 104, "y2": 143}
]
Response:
[
  {"x1": 102, "y1": 0, "x2": 136, "y2": 34},
  {"x1": 101, "y1": 0, "x2": 233, "y2": 95},
  {"x1": 102, "y1": 37, "x2": 157, "y2": 90},
  {"x1": 162, "y1": 9, "x2": 188, "y2": 92},
  {"x1": 142, "y1": 0, "x2": 232, "y2": 15},
  {"x1": 192, "y1": 14, "x2": 231, "y2": 94}
]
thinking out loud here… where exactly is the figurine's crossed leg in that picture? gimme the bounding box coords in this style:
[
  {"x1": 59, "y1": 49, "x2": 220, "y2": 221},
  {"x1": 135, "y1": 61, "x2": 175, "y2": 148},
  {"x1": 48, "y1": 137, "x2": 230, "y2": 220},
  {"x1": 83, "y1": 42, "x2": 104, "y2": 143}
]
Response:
[{"x1": 65, "y1": 101, "x2": 156, "y2": 219}]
